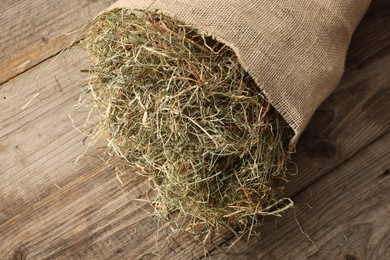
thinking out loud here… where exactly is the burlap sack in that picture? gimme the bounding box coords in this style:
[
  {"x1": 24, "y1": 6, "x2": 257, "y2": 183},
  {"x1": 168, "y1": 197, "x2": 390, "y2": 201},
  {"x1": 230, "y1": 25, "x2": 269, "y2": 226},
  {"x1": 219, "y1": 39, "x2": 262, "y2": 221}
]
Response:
[{"x1": 109, "y1": 0, "x2": 371, "y2": 146}]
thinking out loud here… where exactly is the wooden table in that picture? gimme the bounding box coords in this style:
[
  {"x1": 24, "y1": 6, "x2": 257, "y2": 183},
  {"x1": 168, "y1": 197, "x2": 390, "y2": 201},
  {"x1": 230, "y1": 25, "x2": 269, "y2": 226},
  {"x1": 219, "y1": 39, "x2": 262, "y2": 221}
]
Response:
[{"x1": 1, "y1": 1, "x2": 389, "y2": 259}]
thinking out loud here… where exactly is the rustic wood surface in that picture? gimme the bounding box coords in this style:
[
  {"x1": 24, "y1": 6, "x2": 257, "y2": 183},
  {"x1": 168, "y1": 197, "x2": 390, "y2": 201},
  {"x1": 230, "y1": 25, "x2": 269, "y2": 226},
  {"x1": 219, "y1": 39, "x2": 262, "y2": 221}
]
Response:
[
  {"x1": 0, "y1": 0, "x2": 389, "y2": 259},
  {"x1": 0, "y1": 0, "x2": 116, "y2": 85}
]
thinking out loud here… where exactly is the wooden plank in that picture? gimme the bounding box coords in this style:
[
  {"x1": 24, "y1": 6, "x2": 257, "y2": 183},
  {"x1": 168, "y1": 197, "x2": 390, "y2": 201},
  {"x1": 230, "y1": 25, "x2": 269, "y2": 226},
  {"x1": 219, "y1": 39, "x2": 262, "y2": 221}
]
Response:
[
  {"x1": 0, "y1": 0, "x2": 116, "y2": 84},
  {"x1": 0, "y1": 48, "x2": 120, "y2": 221},
  {"x1": 209, "y1": 132, "x2": 390, "y2": 259},
  {"x1": 0, "y1": 154, "x2": 226, "y2": 259},
  {"x1": 0, "y1": 158, "x2": 148, "y2": 259}
]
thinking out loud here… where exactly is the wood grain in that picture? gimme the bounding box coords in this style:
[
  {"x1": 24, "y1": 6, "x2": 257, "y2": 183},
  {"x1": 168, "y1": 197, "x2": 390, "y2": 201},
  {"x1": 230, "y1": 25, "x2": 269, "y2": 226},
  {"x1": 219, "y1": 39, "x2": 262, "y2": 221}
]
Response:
[
  {"x1": 0, "y1": 0, "x2": 116, "y2": 85},
  {"x1": 0, "y1": 49, "x2": 96, "y2": 224},
  {"x1": 210, "y1": 132, "x2": 390, "y2": 259},
  {"x1": 0, "y1": 157, "x2": 150, "y2": 259},
  {"x1": 0, "y1": 0, "x2": 389, "y2": 259}
]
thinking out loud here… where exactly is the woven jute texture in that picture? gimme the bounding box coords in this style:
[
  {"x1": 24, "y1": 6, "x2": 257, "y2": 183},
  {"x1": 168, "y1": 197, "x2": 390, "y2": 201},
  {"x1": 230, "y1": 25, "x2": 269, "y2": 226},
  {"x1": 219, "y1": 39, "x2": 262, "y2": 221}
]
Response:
[{"x1": 109, "y1": 0, "x2": 371, "y2": 145}]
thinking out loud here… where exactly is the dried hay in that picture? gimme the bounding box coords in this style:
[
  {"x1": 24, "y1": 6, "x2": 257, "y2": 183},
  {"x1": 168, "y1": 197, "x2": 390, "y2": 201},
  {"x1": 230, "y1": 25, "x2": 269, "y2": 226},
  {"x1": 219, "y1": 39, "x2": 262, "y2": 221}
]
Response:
[{"x1": 77, "y1": 8, "x2": 294, "y2": 241}]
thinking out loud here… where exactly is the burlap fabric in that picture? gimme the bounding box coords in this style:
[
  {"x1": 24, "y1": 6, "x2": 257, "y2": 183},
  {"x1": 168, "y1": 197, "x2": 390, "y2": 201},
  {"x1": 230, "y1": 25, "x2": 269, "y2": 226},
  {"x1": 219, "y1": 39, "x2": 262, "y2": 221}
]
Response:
[{"x1": 109, "y1": 0, "x2": 371, "y2": 145}]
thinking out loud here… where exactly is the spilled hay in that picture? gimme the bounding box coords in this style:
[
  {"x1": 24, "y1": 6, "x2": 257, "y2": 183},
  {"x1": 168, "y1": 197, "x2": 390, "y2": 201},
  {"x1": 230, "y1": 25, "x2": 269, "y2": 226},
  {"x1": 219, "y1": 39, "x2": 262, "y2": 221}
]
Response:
[{"x1": 78, "y1": 9, "x2": 293, "y2": 240}]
